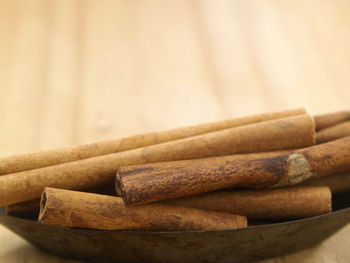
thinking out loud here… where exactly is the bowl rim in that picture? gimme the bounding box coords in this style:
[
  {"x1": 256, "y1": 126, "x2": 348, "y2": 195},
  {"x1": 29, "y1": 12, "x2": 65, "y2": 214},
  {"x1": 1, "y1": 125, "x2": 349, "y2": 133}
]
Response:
[{"x1": 1, "y1": 205, "x2": 348, "y2": 235}]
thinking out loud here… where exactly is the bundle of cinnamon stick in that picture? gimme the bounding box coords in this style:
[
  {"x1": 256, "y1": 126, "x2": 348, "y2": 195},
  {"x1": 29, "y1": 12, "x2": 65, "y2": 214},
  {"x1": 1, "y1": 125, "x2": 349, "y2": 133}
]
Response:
[{"x1": 2, "y1": 108, "x2": 350, "y2": 231}]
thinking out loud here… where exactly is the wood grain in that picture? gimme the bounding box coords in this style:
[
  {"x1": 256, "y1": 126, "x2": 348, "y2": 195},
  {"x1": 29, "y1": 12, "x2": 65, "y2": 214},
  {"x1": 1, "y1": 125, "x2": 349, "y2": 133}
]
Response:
[{"x1": 1, "y1": 0, "x2": 350, "y2": 262}]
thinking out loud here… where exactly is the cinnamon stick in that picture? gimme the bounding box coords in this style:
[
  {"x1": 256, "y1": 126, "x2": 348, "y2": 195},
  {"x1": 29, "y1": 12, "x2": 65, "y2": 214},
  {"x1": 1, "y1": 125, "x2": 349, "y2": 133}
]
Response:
[
  {"x1": 117, "y1": 136, "x2": 350, "y2": 206},
  {"x1": 0, "y1": 114, "x2": 315, "y2": 206},
  {"x1": 301, "y1": 173, "x2": 350, "y2": 194},
  {"x1": 0, "y1": 108, "x2": 305, "y2": 175},
  {"x1": 114, "y1": 149, "x2": 290, "y2": 196},
  {"x1": 163, "y1": 186, "x2": 332, "y2": 219},
  {"x1": 316, "y1": 120, "x2": 350, "y2": 144},
  {"x1": 10, "y1": 186, "x2": 332, "y2": 220},
  {"x1": 38, "y1": 188, "x2": 247, "y2": 231},
  {"x1": 7, "y1": 151, "x2": 289, "y2": 218},
  {"x1": 6, "y1": 184, "x2": 115, "y2": 218},
  {"x1": 314, "y1": 110, "x2": 350, "y2": 131}
]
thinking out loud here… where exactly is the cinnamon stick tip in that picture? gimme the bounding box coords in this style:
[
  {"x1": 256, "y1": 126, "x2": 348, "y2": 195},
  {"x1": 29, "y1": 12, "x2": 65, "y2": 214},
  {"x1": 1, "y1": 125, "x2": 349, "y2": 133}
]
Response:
[
  {"x1": 326, "y1": 186, "x2": 333, "y2": 212},
  {"x1": 310, "y1": 115, "x2": 316, "y2": 145},
  {"x1": 115, "y1": 170, "x2": 124, "y2": 198},
  {"x1": 38, "y1": 188, "x2": 49, "y2": 223}
]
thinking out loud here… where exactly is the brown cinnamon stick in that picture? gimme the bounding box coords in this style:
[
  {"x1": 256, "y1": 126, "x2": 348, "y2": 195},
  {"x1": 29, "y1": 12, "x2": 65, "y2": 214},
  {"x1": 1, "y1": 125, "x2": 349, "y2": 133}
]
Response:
[
  {"x1": 8, "y1": 169, "x2": 318, "y2": 219},
  {"x1": 316, "y1": 120, "x2": 350, "y2": 144},
  {"x1": 0, "y1": 114, "x2": 315, "y2": 206},
  {"x1": 163, "y1": 186, "x2": 332, "y2": 219},
  {"x1": 12, "y1": 186, "x2": 333, "y2": 221},
  {"x1": 7, "y1": 150, "x2": 289, "y2": 218},
  {"x1": 314, "y1": 110, "x2": 350, "y2": 131},
  {"x1": 114, "y1": 149, "x2": 290, "y2": 197},
  {"x1": 301, "y1": 173, "x2": 350, "y2": 194},
  {"x1": 117, "y1": 136, "x2": 350, "y2": 206},
  {"x1": 0, "y1": 108, "x2": 305, "y2": 175},
  {"x1": 6, "y1": 184, "x2": 115, "y2": 218},
  {"x1": 38, "y1": 188, "x2": 247, "y2": 231}
]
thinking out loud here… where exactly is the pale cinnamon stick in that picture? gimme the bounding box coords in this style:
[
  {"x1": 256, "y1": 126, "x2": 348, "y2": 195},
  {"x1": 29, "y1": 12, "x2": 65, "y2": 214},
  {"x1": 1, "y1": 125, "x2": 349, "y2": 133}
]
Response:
[
  {"x1": 117, "y1": 136, "x2": 350, "y2": 206},
  {"x1": 38, "y1": 188, "x2": 247, "y2": 231},
  {"x1": 0, "y1": 114, "x2": 314, "y2": 206},
  {"x1": 314, "y1": 110, "x2": 350, "y2": 131},
  {"x1": 0, "y1": 108, "x2": 305, "y2": 175},
  {"x1": 163, "y1": 186, "x2": 332, "y2": 219},
  {"x1": 301, "y1": 173, "x2": 350, "y2": 194},
  {"x1": 316, "y1": 120, "x2": 350, "y2": 144}
]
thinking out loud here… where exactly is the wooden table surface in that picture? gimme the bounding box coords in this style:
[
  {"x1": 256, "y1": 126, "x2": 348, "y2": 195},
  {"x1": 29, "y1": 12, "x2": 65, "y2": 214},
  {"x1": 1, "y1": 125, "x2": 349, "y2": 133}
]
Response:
[{"x1": 1, "y1": 0, "x2": 350, "y2": 262}]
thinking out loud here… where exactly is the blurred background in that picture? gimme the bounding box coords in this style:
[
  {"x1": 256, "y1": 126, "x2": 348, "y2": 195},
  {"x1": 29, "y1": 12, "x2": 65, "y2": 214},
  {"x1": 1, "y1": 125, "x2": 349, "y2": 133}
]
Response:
[{"x1": 1, "y1": 0, "x2": 350, "y2": 262}]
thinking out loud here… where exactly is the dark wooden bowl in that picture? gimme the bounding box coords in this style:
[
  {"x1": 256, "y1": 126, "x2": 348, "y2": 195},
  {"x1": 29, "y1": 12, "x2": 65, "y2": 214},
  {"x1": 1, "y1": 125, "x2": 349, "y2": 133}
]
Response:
[{"x1": 1, "y1": 192, "x2": 350, "y2": 263}]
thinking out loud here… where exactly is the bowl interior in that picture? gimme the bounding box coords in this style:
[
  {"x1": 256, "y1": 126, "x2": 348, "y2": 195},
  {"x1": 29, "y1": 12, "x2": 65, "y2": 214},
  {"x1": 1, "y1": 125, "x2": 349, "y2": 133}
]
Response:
[{"x1": 1, "y1": 191, "x2": 350, "y2": 263}]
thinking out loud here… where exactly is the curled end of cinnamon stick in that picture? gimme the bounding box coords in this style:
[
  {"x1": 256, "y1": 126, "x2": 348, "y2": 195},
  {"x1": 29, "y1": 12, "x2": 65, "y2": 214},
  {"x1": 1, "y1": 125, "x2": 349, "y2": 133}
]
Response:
[
  {"x1": 310, "y1": 115, "x2": 316, "y2": 145},
  {"x1": 38, "y1": 188, "x2": 48, "y2": 223},
  {"x1": 115, "y1": 170, "x2": 124, "y2": 197}
]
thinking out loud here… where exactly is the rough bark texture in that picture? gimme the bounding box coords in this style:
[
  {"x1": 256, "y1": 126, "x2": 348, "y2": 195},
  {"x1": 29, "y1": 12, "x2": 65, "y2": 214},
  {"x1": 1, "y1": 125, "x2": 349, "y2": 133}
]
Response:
[
  {"x1": 163, "y1": 186, "x2": 332, "y2": 219},
  {"x1": 316, "y1": 120, "x2": 350, "y2": 144},
  {"x1": 38, "y1": 188, "x2": 247, "y2": 231},
  {"x1": 0, "y1": 108, "x2": 305, "y2": 175},
  {"x1": 117, "y1": 136, "x2": 350, "y2": 206},
  {"x1": 0, "y1": 114, "x2": 314, "y2": 206},
  {"x1": 301, "y1": 173, "x2": 350, "y2": 194},
  {"x1": 314, "y1": 110, "x2": 350, "y2": 131}
]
